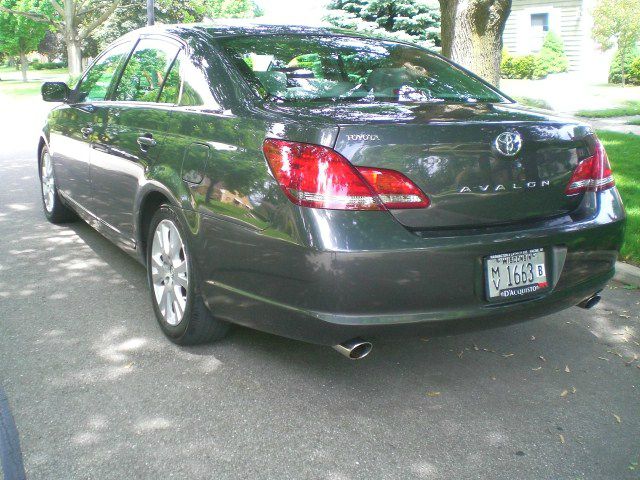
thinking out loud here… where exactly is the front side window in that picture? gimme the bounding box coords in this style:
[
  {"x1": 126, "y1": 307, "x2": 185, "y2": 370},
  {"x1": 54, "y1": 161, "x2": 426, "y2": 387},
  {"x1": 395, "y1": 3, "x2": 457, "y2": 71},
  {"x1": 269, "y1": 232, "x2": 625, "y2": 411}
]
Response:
[
  {"x1": 218, "y1": 35, "x2": 506, "y2": 104},
  {"x1": 114, "y1": 39, "x2": 180, "y2": 102},
  {"x1": 76, "y1": 42, "x2": 132, "y2": 103}
]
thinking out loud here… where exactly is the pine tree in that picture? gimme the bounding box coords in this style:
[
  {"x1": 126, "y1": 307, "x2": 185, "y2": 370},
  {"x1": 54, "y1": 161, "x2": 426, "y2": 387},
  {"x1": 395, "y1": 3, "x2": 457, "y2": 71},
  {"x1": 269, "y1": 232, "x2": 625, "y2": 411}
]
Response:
[
  {"x1": 538, "y1": 32, "x2": 568, "y2": 74},
  {"x1": 325, "y1": 0, "x2": 440, "y2": 48}
]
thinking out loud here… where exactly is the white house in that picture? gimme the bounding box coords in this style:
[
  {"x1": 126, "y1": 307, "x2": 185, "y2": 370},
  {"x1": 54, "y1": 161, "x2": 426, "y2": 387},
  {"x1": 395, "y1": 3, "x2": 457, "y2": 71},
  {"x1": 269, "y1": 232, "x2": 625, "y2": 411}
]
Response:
[{"x1": 503, "y1": 0, "x2": 611, "y2": 80}]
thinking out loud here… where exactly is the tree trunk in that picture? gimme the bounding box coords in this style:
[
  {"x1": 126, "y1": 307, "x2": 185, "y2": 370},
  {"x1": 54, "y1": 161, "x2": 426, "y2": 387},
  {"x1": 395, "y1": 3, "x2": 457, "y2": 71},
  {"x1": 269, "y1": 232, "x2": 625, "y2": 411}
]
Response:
[
  {"x1": 66, "y1": 38, "x2": 83, "y2": 76},
  {"x1": 621, "y1": 51, "x2": 626, "y2": 87},
  {"x1": 147, "y1": 0, "x2": 155, "y2": 26},
  {"x1": 64, "y1": 0, "x2": 82, "y2": 76},
  {"x1": 19, "y1": 50, "x2": 28, "y2": 82},
  {"x1": 439, "y1": 0, "x2": 512, "y2": 86}
]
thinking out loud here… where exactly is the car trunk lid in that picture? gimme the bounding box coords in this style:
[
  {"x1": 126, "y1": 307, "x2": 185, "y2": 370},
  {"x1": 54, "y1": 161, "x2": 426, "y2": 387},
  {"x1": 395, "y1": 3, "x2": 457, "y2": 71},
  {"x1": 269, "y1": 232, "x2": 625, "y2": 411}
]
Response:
[{"x1": 325, "y1": 104, "x2": 591, "y2": 229}]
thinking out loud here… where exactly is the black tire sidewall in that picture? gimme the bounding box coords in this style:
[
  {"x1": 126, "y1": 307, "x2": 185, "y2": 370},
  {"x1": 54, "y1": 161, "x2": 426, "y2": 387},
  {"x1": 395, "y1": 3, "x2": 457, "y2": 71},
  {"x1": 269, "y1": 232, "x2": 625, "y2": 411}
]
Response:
[{"x1": 146, "y1": 205, "x2": 198, "y2": 341}]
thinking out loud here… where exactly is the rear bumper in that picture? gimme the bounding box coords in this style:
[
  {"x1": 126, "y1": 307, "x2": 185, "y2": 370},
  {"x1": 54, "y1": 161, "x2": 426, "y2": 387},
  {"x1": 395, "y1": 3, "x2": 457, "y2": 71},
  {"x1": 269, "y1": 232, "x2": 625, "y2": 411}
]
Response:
[
  {"x1": 204, "y1": 270, "x2": 613, "y2": 345},
  {"x1": 194, "y1": 189, "x2": 625, "y2": 345}
]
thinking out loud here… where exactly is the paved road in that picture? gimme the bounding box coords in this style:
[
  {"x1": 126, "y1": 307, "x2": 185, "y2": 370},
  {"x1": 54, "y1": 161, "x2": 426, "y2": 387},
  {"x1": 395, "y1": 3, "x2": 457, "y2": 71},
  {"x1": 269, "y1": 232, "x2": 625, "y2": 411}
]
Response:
[{"x1": 0, "y1": 97, "x2": 639, "y2": 480}]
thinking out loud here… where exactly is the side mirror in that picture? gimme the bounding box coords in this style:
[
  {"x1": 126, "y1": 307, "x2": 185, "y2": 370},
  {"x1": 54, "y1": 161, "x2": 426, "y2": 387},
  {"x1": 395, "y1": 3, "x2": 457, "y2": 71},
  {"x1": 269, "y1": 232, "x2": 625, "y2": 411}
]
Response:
[{"x1": 42, "y1": 82, "x2": 70, "y2": 102}]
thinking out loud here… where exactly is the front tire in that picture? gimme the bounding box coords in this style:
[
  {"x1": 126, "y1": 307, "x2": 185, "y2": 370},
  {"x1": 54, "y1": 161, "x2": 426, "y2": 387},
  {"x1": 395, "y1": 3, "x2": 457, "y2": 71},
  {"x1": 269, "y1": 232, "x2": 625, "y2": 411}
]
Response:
[
  {"x1": 146, "y1": 205, "x2": 229, "y2": 345},
  {"x1": 39, "y1": 146, "x2": 76, "y2": 223}
]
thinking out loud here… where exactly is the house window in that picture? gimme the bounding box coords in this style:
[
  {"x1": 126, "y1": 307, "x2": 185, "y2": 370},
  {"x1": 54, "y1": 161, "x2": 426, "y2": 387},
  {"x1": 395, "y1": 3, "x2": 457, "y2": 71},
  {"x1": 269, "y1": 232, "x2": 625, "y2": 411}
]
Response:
[
  {"x1": 529, "y1": 12, "x2": 550, "y2": 52},
  {"x1": 531, "y1": 13, "x2": 549, "y2": 32}
]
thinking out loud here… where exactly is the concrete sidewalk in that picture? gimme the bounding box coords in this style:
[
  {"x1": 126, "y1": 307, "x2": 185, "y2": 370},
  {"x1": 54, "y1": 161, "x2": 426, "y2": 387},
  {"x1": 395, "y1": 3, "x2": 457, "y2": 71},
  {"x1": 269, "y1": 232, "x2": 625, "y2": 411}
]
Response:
[
  {"x1": 501, "y1": 74, "x2": 640, "y2": 115},
  {"x1": 583, "y1": 116, "x2": 640, "y2": 135}
]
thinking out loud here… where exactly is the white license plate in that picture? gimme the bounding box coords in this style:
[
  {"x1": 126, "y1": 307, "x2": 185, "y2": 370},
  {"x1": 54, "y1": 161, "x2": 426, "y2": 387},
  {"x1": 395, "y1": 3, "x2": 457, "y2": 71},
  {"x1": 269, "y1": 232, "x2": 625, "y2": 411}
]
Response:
[{"x1": 485, "y1": 248, "x2": 548, "y2": 300}]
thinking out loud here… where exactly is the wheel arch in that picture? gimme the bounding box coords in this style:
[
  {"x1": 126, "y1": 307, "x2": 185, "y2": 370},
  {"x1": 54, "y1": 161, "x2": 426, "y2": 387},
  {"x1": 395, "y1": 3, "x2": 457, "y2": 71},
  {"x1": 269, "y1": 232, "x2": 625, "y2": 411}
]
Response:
[
  {"x1": 37, "y1": 133, "x2": 49, "y2": 167},
  {"x1": 135, "y1": 183, "x2": 184, "y2": 260}
]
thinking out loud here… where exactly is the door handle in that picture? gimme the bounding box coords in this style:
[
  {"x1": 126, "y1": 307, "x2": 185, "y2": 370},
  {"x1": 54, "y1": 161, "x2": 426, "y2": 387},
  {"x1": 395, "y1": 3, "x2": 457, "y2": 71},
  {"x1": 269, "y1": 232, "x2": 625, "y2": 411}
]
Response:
[
  {"x1": 81, "y1": 126, "x2": 93, "y2": 138},
  {"x1": 137, "y1": 135, "x2": 157, "y2": 150}
]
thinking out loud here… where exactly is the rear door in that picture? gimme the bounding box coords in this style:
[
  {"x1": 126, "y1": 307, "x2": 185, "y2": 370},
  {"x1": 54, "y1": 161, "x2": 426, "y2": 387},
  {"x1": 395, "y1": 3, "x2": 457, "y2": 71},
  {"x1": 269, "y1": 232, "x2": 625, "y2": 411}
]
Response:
[
  {"x1": 51, "y1": 41, "x2": 132, "y2": 209},
  {"x1": 89, "y1": 37, "x2": 181, "y2": 242}
]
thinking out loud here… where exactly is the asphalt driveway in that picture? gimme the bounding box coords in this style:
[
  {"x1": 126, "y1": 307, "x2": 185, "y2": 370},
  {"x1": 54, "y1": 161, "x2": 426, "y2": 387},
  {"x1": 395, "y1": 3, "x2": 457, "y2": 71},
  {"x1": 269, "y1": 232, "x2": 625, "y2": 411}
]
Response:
[{"x1": 0, "y1": 97, "x2": 639, "y2": 480}]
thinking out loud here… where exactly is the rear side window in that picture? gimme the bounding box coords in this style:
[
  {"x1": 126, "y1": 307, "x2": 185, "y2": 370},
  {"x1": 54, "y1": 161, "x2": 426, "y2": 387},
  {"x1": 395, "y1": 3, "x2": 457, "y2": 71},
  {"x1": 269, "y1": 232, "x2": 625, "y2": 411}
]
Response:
[
  {"x1": 219, "y1": 35, "x2": 506, "y2": 104},
  {"x1": 114, "y1": 39, "x2": 180, "y2": 102},
  {"x1": 76, "y1": 42, "x2": 132, "y2": 102},
  {"x1": 158, "y1": 56, "x2": 181, "y2": 104},
  {"x1": 158, "y1": 53, "x2": 206, "y2": 106}
]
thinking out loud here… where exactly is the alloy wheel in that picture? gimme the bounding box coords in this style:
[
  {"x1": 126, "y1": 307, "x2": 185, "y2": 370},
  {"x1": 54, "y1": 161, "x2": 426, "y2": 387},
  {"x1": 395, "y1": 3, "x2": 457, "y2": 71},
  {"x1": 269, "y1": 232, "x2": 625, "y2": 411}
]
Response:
[
  {"x1": 41, "y1": 152, "x2": 55, "y2": 212},
  {"x1": 150, "y1": 219, "x2": 189, "y2": 326}
]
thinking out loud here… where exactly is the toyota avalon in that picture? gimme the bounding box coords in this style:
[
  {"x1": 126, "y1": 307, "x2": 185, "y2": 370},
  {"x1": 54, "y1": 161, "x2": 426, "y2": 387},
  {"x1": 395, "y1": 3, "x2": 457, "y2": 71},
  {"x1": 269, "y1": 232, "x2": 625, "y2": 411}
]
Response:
[{"x1": 38, "y1": 23, "x2": 626, "y2": 359}]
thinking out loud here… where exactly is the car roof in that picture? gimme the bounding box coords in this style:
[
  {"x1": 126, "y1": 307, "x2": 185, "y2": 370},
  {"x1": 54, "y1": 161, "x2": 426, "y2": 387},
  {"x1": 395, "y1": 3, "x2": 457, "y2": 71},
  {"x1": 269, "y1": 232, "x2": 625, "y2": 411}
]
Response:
[{"x1": 127, "y1": 21, "x2": 383, "y2": 42}]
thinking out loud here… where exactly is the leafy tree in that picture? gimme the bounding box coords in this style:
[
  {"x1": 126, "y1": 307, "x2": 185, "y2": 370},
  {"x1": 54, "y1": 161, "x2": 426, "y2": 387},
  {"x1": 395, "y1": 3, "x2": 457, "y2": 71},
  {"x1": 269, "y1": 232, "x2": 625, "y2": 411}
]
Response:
[
  {"x1": 93, "y1": 0, "x2": 262, "y2": 55},
  {"x1": 93, "y1": 0, "x2": 211, "y2": 52},
  {"x1": 325, "y1": 0, "x2": 440, "y2": 48},
  {"x1": 0, "y1": 0, "x2": 128, "y2": 75},
  {"x1": 208, "y1": 0, "x2": 262, "y2": 18},
  {"x1": 37, "y1": 30, "x2": 66, "y2": 62},
  {"x1": 439, "y1": 0, "x2": 512, "y2": 86},
  {"x1": 0, "y1": 0, "x2": 49, "y2": 81},
  {"x1": 593, "y1": 0, "x2": 640, "y2": 86},
  {"x1": 609, "y1": 46, "x2": 640, "y2": 84}
]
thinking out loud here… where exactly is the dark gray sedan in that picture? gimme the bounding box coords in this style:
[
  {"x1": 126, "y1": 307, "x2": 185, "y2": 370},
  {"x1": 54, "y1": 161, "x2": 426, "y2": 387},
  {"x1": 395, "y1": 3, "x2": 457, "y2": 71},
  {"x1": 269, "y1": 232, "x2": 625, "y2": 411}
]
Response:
[{"x1": 38, "y1": 23, "x2": 625, "y2": 358}]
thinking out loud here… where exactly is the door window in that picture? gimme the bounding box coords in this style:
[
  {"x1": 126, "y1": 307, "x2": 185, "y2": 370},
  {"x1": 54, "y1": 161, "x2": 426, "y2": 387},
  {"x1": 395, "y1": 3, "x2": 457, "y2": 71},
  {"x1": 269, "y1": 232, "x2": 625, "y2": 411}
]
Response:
[
  {"x1": 114, "y1": 39, "x2": 180, "y2": 102},
  {"x1": 76, "y1": 42, "x2": 132, "y2": 102}
]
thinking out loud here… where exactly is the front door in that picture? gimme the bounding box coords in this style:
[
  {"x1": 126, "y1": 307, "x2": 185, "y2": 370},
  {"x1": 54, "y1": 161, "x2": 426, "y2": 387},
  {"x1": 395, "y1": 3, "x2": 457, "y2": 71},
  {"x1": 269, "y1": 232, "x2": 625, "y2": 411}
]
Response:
[
  {"x1": 89, "y1": 37, "x2": 181, "y2": 244},
  {"x1": 51, "y1": 41, "x2": 132, "y2": 209}
]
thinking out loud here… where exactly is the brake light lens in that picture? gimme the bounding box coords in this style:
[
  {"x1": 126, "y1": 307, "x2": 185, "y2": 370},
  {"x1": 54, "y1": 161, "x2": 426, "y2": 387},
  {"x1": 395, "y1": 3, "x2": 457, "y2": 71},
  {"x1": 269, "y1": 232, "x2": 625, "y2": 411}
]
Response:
[
  {"x1": 565, "y1": 139, "x2": 615, "y2": 195},
  {"x1": 263, "y1": 139, "x2": 430, "y2": 210},
  {"x1": 357, "y1": 167, "x2": 430, "y2": 209}
]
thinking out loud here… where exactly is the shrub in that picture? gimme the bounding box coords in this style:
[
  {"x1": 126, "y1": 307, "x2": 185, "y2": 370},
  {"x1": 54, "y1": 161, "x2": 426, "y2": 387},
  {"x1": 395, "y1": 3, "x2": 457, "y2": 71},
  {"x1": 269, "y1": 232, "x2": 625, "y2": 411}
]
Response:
[
  {"x1": 609, "y1": 47, "x2": 640, "y2": 84},
  {"x1": 628, "y1": 57, "x2": 640, "y2": 85},
  {"x1": 501, "y1": 51, "x2": 546, "y2": 79},
  {"x1": 501, "y1": 32, "x2": 569, "y2": 80},
  {"x1": 538, "y1": 32, "x2": 569, "y2": 74},
  {"x1": 31, "y1": 61, "x2": 67, "y2": 70}
]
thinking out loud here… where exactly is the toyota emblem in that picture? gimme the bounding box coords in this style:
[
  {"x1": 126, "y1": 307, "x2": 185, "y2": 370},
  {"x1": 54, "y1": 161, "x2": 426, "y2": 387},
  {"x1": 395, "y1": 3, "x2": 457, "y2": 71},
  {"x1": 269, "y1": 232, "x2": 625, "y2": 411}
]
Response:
[{"x1": 494, "y1": 131, "x2": 523, "y2": 157}]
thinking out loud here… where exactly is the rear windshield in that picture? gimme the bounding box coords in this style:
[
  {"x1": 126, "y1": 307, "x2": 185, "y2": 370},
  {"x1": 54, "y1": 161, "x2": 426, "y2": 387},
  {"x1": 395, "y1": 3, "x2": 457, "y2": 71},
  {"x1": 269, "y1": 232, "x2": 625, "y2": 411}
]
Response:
[{"x1": 218, "y1": 35, "x2": 506, "y2": 104}]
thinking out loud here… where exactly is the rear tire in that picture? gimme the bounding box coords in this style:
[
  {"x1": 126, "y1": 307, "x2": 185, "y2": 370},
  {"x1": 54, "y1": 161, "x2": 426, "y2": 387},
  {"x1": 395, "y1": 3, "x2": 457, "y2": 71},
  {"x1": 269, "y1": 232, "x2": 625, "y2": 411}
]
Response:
[
  {"x1": 39, "y1": 146, "x2": 77, "y2": 223},
  {"x1": 146, "y1": 205, "x2": 229, "y2": 345}
]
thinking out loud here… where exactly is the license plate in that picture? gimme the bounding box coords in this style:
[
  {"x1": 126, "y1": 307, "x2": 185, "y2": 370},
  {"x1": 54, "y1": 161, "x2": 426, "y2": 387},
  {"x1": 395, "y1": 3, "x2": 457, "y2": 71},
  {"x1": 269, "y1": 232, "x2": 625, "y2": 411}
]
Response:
[{"x1": 484, "y1": 248, "x2": 548, "y2": 300}]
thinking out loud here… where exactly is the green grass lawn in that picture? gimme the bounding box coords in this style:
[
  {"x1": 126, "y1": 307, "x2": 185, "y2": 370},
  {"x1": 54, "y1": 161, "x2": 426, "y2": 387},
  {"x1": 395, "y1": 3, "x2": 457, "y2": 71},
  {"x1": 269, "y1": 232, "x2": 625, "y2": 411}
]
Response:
[
  {"x1": 0, "y1": 80, "x2": 45, "y2": 97},
  {"x1": 597, "y1": 130, "x2": 640, "y2": 265},
  {"x1": 0, "y1": 66, "x2": 67, "y2": 76},
  {"x1": 576, "y1": 101, "x2": 640, "y2": 118},
  {"x1": 0, "y1": 67, "x2": 68, "y2": 98},
  {"x1": 512, "y1": 96, "x2": 553, "y2": 110}
]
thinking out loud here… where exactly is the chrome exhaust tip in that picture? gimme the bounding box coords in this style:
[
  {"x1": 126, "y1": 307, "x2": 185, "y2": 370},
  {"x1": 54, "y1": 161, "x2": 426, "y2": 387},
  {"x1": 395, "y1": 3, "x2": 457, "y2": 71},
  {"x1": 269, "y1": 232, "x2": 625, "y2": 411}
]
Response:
[
  {"x1": 333, "y1": 338, "x2": 373, "y2": 360},
  {"x1": 578, "y1": 293, "x2": 602, "y2": 309}
]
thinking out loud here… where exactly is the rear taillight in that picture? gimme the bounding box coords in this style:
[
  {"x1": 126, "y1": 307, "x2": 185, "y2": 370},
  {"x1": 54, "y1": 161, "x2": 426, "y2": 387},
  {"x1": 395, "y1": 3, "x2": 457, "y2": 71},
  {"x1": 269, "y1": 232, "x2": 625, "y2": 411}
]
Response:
[
  {"x1": 262, "y1": 139, "x2": 430, "y2": 210},
  {"x1": 565, "y1": 139, "x2": 615, "y2": 195}
]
